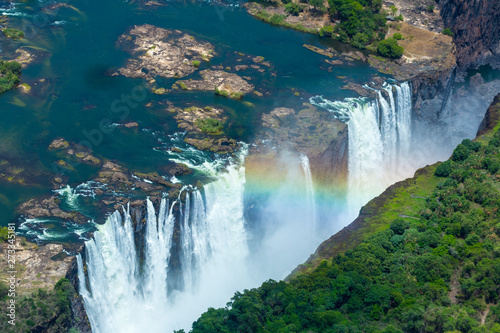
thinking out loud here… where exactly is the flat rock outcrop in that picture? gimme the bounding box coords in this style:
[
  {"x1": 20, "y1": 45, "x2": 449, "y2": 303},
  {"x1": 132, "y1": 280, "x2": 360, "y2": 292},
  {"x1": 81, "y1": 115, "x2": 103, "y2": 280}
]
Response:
[
  {"x1": 176, "y1": 70, "x2": 254, "y2": 98},
  {"x1": 116, "y1": 24, "x2": 214, "y2": 79}
]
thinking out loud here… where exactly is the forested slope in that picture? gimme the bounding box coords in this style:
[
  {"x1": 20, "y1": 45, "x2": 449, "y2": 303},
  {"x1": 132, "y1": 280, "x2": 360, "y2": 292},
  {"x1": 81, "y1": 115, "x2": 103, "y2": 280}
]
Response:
[{"x1": 185, "y1": 95, "x2": 500, "y2": 333}]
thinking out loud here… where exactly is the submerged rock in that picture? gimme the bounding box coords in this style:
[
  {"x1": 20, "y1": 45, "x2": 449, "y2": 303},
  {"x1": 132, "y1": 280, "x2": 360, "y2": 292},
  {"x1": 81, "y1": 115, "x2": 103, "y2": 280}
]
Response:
[
  {"x1": 48, "y1": 138, "x2": 101, "y2": 167},
  {"x1": 18, "y1": 196, "x2": 87, "y2": 223}
]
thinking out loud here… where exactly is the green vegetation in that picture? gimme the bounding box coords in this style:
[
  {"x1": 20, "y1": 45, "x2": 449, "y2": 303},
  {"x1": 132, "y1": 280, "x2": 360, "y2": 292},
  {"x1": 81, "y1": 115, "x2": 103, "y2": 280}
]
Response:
[
  {"x1": 230, "y1": 92, "x2": 244, "y2": 100},
  {"x1": 214, "y1": 87, "x2": 229, "y2": 98},
  {"x1": 377, "y1": 38, "x2": 404, "y2": 58},
  {"x1": 285, "y1": 2, "x2": 302, "y2": 16},
  {"x1": 442, "y1": 28, "x2": 454, "y2": 37},
  {"x1": 328, "y1": 0, "x2": 388, "y2": 50},
  {"x1": 319, "y1": 25, "x2": 334, "y2": 37},
  {"x1": 0, "y1": 278, "x2": 77, "y2": 332},
  {"x1": 270, "y1": 13, "x2": 286, "y2": 25},
  {"x1": 188, "y1": 122, "x2": 500, "y2": 332},
  {"x1": 427, "y1": 5, "x2": 435, "y2": 13},
  {"x1": 0, "y1": 60, "x2": 22, "y2": 94},
  {"x1": 309, "y1": 0, "x2": 326, "y2": 13},
  {"x1": 195, "y1": 118, "x2": 223, "y2": 134},
  {"x1": 393, "y1": 32, "x2": 402, "y2": 40},
  {"x1": 179, "y1": 82, "x2": 188, "y2": 90},
  {"x1": 2, "y1": 28, "x2": 24, "y2": 39},
  {"x1": 0, "y1": 226, "x2": 9, "y2": 242},
  {"x1": 192, "y1": 60, "x2": 201, "y2": 68}
]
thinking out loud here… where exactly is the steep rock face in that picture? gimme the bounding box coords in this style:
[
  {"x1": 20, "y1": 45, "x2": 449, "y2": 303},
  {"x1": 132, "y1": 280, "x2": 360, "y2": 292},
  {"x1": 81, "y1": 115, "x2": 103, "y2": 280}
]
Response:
[
  {"x1": 66, "y1": 259, "x2": 92, "y2": 333},
  {"x1": 437, "y1": 0, "x2": 500, "y2": 69},
  {"x1": 410, "y1": 65, "x2": 456, "y2": 122}
]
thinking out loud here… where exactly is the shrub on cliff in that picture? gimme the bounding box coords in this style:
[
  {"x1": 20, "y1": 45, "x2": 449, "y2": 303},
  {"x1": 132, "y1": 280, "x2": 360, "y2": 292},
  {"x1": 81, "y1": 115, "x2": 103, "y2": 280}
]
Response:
[
  {"x1": 377, "y1": 38, "x2": 404, "y2": 58},
  {"x1": 435, "y1": 160, "x2": 453, "y2": 177},
  {"x1": 393, "y1": 32, "x2": 402, "y2": 40},
  {"x1": 442, "y1": 28, "x2": 454, "y2": 36},
  {"x1": 452, "y1": 144, "x2": 469, "y2": 162}
]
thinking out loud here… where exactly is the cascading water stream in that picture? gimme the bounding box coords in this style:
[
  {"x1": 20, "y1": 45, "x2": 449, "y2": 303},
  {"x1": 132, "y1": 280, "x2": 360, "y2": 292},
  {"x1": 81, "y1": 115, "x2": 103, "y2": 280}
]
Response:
[
  {"x1": 299, "y1": 154, "x2": 317, "y2": 235},
  {"x1": 310, "y1": 81, "x2": 414, "y2": 219},
  {"x1": 78, "y1": 149, "x2": 250, "y2": 332}
]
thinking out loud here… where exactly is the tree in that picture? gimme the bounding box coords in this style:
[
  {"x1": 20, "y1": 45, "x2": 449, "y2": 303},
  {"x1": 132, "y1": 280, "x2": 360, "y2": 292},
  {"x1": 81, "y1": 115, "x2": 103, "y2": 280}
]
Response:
[
  {"x1": 350, "y1": 32, "x2": 369, "y2": 48},
  {"x1": 390, "y1": 218, "x2": 409, "y2": 235},
  {"x1": 377, "y1": 38, "x2": 404, "y2": 58},
  {"x1": 285, "y1": 2, "x2": 302, "y2": 15},
  {"x1": 452, "y1": 144, "x2": 469, "y2": 162},
  {"x1": 389, "y1": 5, "x2": 397, "y2": 16},
  {"x1": 309, "y1": 0, "x2": 326, "y2": 12},
  {"x1": 435, "y1": 160, "x2": 452, "y2": 177},
  {"x1": 393, "y1": 32, "x2": 402, "y2": 40}
]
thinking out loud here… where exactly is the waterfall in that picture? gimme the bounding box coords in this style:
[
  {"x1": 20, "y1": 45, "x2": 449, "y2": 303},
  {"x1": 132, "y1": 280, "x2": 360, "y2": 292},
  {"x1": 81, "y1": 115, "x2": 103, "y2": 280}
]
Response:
[
  {"x1": 78, "y1": 150, "x2": 249, "y2": 332},
  {"x1": 310, "y1": 81, "x2": 414, "y2": 217},
  {"x1": 299, "y1": 154, "x2": 316, "y2": 234}
]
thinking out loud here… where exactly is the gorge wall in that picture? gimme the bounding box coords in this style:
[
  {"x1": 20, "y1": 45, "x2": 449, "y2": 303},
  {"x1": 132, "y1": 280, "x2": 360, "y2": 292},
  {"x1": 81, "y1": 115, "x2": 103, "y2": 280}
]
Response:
[{"x1": 437, "y1": 0, "x2": 500, "y2": 70}]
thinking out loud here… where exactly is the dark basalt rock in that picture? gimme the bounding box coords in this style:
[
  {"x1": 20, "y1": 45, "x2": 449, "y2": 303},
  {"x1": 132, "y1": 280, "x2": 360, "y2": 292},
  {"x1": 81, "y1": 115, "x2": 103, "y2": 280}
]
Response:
[
  {"x1": 66, "y1": 256, "x2": 92, "y2": 333},
  {"x1": 437, "y1": 0, "x2": 500, "y2": 69}
]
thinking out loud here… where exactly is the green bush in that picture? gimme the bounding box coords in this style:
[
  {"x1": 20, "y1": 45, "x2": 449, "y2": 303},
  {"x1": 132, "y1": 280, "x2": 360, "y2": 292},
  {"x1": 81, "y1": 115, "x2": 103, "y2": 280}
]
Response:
[
  {"x1": 179, "y1": 82, "x2": 188, "y2": 90},
  {"x1": 0, "y1": 60, "x2": 22, "y2": 93},
  {"x1": 326, "y1": 0, "x2": 387, "y2": 49},
  {"x1": 196, "y1": 118, "x2": 223, "y2": 134},
  {"x1": 319, "y1": 25, "x2": 334, "y2": 37},
  {"x1": 269, "y1": 14, "x2": 285, "y2": 25},
  {"x1": 435, "y1": 160, "x2": 452, "y2": 177},
  {"x1": 309, "y1": 0, "x2": 326, "y2": 12},
  {"x1": 336, "y1": 29, "x2": 349, "y2": 43},
  {"x1": 0, "y1": 278, "x2": 76, "y2": 332},
  {"x1": 452, "y1": 144, "x2": 469, "y2": 162},
  {"x1": 285, "y1": 2, "x2": 302, "y2": 16},
  {"x1": 390, "y1": 218, "x2": 410, "y2": 235},
  {"x1": 377, "y1": 38, "x2": 404, "y2": 58},
  {"x1": 442, "y1": 28, "x2": 454, "y2": 36},
  {"x1": 426, "y1": 5, "x2": 434, "y2": 13},
  {"x1": 350, "y1": 32, "x2": 369, "y2": 49},
  {"x1": 230, "y1": 92, "x2": 244, "y2": 100},
  {"x1": 393, "y1": 32, "x2": 402, "y2": 40},
  {"x1": 214, "y1": 87, "x2": 229, "y2": 97},
  {"x1": 0, "y1": 227, "x2": 9, "y2": 242},
  {"x1": 192, "y1": 60, "x2": 200, "y2": 68},
  {"x1": 482, "y1": 158, "x2": 500, "y2": 174},
  {"x1": 2, "y1": 28, "x2": 24, "y2": 39}
]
